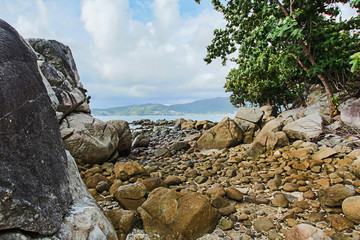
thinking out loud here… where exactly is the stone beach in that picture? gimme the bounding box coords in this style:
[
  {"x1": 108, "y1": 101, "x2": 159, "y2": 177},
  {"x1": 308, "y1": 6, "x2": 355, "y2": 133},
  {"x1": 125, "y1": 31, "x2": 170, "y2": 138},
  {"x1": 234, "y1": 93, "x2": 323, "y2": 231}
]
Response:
[{"x1": 80, "y1": 118, "x2": 360, "y2": 240}]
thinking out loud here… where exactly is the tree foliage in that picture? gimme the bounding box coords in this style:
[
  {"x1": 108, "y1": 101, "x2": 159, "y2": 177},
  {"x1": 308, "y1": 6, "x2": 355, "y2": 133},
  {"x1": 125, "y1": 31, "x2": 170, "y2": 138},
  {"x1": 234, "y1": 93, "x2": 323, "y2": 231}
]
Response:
[{"x1": 196, "y1": 0, "x2": 360, "y2": 113}]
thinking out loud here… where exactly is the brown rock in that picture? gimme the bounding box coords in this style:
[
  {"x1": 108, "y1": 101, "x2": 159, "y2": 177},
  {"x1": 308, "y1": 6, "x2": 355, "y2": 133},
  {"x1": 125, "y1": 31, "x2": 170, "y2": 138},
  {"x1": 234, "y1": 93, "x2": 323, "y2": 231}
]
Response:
[
  {"x1": 85, "y1": 173, "x2": 108, "y2": 189},
  {"x1": 319, "y1": 184, "x2": 355, "y2": 207},
  {"x1": 138, "y1": 188, "x2": 220, "y2": 240},
  {"x1": 105, "y1": 209, "x2": 136, "y2": 234},
  {"x1": 138, "y1": 178, "x2": 165, "y2": 192},
  {"x1": 225, "y1": 187, "x2": 243, "y2": 201},
  {"x1": 283, "y1": 183, "x2": 300, "y2": 192},
  {"x1": 342, "y1": 196, "x2": 360, "y2": 223},
  {"x1": 272, "y1": 193, "x2": 289, "y2": 208},
  {"x1": 164, "y1": 175, "x2": 182, "y2": 186},
  {"x1": 195, "y1": 117, "x2": 243, "y2": 150},
  {"x1": 219, "y1": 205, "x2": 236, "y2": 216},
  {"x1": 253, "y1": 217, "x2": 275, "y2": 232},
  {"x1": 327, "y1": 215, "x2": 354, "y2": 231},
  {"x1": 312, "y1": 147, "x2": 337, "y2": 161},
  {"x1": 206, "y1": 186, "x2": 226, "y2": 197},
  {"x1": 114, "y1": 161, "x2": 146, "y2": 180},
  {"x1": 114, "y1": 182, "x2": 147, "y2": 210}
]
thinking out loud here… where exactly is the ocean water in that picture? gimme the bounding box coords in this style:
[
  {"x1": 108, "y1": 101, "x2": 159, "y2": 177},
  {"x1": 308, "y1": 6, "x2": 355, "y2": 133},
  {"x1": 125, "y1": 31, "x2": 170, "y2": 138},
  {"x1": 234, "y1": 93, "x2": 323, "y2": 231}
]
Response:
[{"x1": 94, "y1": 114, "x2": 235, "y2": 123}]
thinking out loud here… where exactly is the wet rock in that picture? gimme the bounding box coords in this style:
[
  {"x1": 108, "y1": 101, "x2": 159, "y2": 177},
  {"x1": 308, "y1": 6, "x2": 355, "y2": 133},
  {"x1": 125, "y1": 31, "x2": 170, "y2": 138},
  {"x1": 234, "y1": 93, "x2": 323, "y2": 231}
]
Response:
[
  {"x1": 195, "y1": 117, "x2": 243, "y2": 150},
  {"x1": 342, "y1": 196, "x2": 360, "y2": 223},
  {"x1": 138, "y1": 187, "x2": 220, "y2": 240}
]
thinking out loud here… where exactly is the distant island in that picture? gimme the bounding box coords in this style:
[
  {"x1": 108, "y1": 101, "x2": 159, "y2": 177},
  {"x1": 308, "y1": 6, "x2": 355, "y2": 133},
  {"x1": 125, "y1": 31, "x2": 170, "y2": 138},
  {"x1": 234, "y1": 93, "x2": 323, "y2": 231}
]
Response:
[{"x1": 92, "y1": 97, "x2": 237, "y2": 116}]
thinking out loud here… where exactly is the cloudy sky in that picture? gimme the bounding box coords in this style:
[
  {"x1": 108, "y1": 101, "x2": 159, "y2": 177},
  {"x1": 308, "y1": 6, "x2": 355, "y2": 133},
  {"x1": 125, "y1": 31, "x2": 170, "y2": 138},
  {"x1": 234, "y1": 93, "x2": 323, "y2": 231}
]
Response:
[{"x1": 0, "y1": 0, "x2": 357, "y2": 108}]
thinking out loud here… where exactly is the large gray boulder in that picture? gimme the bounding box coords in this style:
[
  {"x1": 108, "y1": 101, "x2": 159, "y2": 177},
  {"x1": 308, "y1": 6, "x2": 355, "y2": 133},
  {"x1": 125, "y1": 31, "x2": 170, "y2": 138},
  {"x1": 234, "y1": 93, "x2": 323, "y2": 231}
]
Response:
[
  {"x1": 106, "y1": 120, "x2": 132, "y2": 155},
  {"x1": 195, "y1": 117, "x2": 243, "y2": 150},
  {"x1": 340, "y1": 98, "x2": 360, "y2": 129},
  {"x1": 283, "y1": 113, "x2": 324, "y2": 141},
  {"x1": 27, "y1": 38, "x2": 90, "y2": 121},
  {"x1": 235, "y1": 107, "x2": 264, "y2": 124},
  {"x1": 60, "y1": 113, "x2": 119, "y2": 165},
  {"x1": 0, "y1": 19, "x2": 71, "y2": 235}
]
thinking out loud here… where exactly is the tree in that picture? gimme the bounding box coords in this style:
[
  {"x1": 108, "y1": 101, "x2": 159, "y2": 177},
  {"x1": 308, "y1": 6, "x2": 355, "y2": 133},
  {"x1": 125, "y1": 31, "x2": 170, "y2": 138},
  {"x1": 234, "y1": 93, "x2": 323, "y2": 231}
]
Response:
[{"x1": 196, "y1": 0, "x2": 360, "y2": 116}]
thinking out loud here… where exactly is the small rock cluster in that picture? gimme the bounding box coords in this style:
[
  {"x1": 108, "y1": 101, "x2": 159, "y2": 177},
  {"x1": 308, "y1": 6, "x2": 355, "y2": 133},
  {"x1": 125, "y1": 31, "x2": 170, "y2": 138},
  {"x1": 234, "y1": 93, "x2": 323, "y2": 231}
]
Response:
[{"x1": 79, "y1": 114, "x2": 360, "y2": 240}]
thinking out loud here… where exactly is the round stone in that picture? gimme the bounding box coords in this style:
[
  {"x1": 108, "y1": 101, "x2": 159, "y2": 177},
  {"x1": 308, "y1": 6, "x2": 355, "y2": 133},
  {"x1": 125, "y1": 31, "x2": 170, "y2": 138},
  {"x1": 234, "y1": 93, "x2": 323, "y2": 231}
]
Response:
[{"x1": 342, "y1": 196, "x2": 360, "y2": 223}]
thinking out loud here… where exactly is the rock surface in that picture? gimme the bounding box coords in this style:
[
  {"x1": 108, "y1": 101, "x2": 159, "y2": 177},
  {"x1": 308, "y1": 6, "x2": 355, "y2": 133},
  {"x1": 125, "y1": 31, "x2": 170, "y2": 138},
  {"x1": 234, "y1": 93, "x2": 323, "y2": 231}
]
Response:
[
  {"x1": 342, "y1": 196, "x2": 360, "y2": 224},
  {"x1": 195, "y1": 117, "x2": 243, "y2": 150},
  {"x1": 235, "y1": 107, "x2": 264, "y2": 124},
  {"x1": 60, "y1": 113, "x2": 118, "y2": 165},
  {"x1": 283, "y1": 113, "x2": 324, "y2": 141},
  {"x1": 27, "y1": 38, "x2": 90, "y2": 120},
  {"x1": 106, "y1": 120, "x2": 132, "y2": 155},
  {"x1": 0, "y1": 19, "x2": 71, "y2": 235},
  {"x1": 341, "y1": 98, "x2": 360, "y2": 129},
  {"x1": 138, "y1": 188, "x2": 220, "y2": 240}
]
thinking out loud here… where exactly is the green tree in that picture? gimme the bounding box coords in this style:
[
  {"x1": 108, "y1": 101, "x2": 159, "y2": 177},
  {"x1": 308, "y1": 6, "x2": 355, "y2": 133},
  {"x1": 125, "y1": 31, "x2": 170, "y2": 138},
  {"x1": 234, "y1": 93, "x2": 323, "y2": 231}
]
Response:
[{"x1": 196, "y1": 0, "x2": 360, "y2": 115}]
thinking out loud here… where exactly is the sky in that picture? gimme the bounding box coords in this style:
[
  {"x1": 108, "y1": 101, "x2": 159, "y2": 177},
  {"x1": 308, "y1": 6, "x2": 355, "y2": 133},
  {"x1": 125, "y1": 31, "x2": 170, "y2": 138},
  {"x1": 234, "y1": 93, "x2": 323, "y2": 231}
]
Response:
[{"x1": 0, "y1": 0, "x2": 357, "y2": 108}]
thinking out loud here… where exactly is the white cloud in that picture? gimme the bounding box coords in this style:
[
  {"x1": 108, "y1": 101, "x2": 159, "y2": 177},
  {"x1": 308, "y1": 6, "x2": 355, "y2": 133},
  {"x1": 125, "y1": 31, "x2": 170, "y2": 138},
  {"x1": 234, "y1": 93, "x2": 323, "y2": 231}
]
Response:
[{"x1": 80, "y1": 0, "x2": 234, "y2": 106}]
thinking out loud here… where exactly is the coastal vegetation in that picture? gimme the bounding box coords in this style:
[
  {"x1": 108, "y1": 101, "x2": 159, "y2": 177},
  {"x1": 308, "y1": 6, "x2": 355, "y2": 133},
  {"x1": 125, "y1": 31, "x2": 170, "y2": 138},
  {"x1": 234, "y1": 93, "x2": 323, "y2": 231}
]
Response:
[{"x1": 196, "y1": 0, "x2": 360, "y2": 116}]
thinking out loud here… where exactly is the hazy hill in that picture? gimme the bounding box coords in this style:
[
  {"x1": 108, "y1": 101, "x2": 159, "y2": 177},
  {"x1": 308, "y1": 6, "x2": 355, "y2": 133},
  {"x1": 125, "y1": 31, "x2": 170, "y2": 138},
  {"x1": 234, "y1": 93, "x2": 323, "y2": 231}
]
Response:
[{"x1": 92, "y1": 97, "x2": 237, "y2": 116}]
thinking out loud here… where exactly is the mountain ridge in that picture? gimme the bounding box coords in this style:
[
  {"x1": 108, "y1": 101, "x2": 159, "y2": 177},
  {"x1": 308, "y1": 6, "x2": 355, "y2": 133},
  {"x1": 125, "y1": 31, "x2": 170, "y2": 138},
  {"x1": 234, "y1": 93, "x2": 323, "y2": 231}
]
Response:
[{"x1": 92, "y1": 97, "x2": 237, "y2": 116}]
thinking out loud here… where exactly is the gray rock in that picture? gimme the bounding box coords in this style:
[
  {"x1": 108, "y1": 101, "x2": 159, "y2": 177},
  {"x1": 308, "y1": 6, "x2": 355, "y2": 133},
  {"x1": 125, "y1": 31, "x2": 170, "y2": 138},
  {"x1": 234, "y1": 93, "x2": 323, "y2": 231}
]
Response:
[
  {"x1": 60, "y1": 113, "x2": 118, "y2": 165},
  {"x1": 341, "y1": 98, "x2": 360, "y2": 129},
  {"x1": 27, "y1": 38, "x2": 90, "y2": 120},
  {"x1": 106, "y1": 120, "x2": 132, "y2": 155},
  {"x1": 285, "y1": 224, "x2": 330, "y2": 240},
  {"x1": 235, "y1": 107, "x2": 264, "y2": 124},
  {"x1": 283, "y1": 113, "x2": 324, "y2": 141},
  {"x1": 0, "y1": 19, "x2": 70, "y2": 235},
  {"x1": 132, "y1": 134, "x2": 150, "y2": 148}
]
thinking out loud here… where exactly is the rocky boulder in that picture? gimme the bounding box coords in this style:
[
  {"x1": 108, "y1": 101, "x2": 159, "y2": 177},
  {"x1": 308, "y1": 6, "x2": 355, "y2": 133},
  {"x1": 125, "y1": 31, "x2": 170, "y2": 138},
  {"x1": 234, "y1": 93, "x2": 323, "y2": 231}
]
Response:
[
  {"x1": 106, "y1": 120, "x2": 132, "y2": 155},
  {"x1": 0, "y1": 19, "x2": 71, "y2": 235},
  {"x1": 248, "y1": 118, "x2": 288, "y2": 156},
  {"x1": 195, "y1": 117, "x2": 243, "y2": 150},
  {"x1": 235, "y1": 107, "x2": 264, "y2": 124},
  {"x1": 342, "y1": 196, "x2": 360, "y2": 224},
  {"x1": 60, "y1": 113, "x2": 118, "y2": 165},
  {"x1": 341, "y1": 98, "x2": 360, "y2": 129},
  {"x1": 27, "y1": 38, "x2": 90, "y2": 121},
  {"x1": 138, "y1": 188, "x2": 220, "y2": 240},
  {"x1": 233, "y1": 118, "x2": 259, "y2": 144},
  {"x1": 283, "y1": 112, "x2": 324, "y2": 141}
]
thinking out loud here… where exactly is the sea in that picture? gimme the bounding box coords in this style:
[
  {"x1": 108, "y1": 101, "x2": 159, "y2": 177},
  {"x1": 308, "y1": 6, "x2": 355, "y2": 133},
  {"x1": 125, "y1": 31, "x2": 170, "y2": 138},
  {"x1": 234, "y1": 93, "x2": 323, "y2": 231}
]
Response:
[{"x1": 94, "y1": 114, "x2": 235, "y2": 123}]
